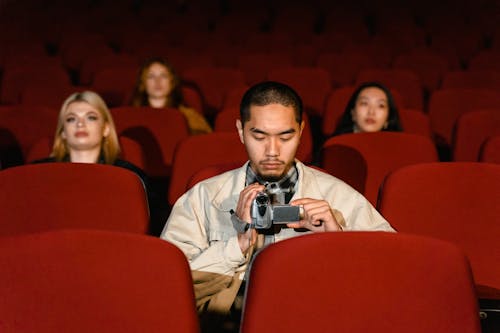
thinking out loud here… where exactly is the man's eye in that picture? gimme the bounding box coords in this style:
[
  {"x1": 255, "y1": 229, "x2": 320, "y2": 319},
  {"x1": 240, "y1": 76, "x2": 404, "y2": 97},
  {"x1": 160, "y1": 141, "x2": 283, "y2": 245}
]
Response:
[
  {"x1": 253, "y1": 136, "x2": 265, "y2": 141},
  {"x1": 280, "y1": 136, "x2": 292, "y2": 141}
]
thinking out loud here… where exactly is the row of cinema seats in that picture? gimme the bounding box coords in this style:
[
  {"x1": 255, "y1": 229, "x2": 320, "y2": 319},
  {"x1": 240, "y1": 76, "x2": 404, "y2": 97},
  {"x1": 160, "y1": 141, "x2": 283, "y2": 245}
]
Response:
[
  {"x1": 0, "y1": 159, "x2": 499, "y2": 328},
  {"x1": 2, "y1": 64, "x2": 499, "y2": 167},
  {"x1": 3, "y1": 60, "x2": 500, "y2": 116},
  {"x1": 0, "y1": 230, "x2": 485, "y2": 332},
  {"x1": 2, "y1": 103, "x2": 499, "y2": 207},
  {"x1": 2, "y1": 83, "x2": 500, "y2": 167}
]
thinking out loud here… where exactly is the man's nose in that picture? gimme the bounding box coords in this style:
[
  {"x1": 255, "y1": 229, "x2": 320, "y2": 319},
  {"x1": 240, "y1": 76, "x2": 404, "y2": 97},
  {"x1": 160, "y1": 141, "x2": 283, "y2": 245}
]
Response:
[{"x1": 266, "y1": 137, "x2": 280, "y2": 156}]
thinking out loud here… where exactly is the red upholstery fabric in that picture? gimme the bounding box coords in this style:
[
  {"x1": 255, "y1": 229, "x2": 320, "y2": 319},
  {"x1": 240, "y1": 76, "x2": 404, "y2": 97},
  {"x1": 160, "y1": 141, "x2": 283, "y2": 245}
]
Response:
[
  {"x1": 241, "y1": 232, "x2": 480, "y2": 333},
  {"x1": 377, "y1": 162, "x2": 500, "y2": 299},
  {"x1": 213, "y1": 107, "x2": 239, "y2": 132},
  {"x1": 399, "y1": 108, "x2": 433, "y2": 138},
  {"x1": 0, "y1": 65, "x2": 71, "y2": 105},
  {"x1": 267, "y1": 67, "x2": 332, "y2": 117},
  {"x1": 111, "y1": 106, "x2": 190, "y2": 178},
  {"x1": 452, "y1": 109, "x2": 500, "y2": 161},
  {"x1": 221, "y1": 85, "x2": 250, "y2": 109},
  {"x1": 393, "y1": 50, "x2": 450, "y2": 92},
  {"x1": 0, "y1": 105, "x2": 57, "y2": 163},
  {"x1": 321, "y1": 132, "x2": 439, "y2": 205},
  {"x1": 168, "y1": 132, "x2": 248, "y2": 205},
  {"x1": 0, "y1": 163, "x2": 149, "y2": 235},
  {"x1": 480, "y1": 135, "x2": 500, "y2": 164},
  {"x1": 79, "y1": 53, "x2": 139, "y2": 85},
  {"x1": 24, "y1": 136, "x2": 52, "y2": 163},
  {"x1": 59, "y1": 33, "x2": 113, "y2": 71},
  {"x1": 0, "y1": 230, "x2": 199, "y2": 333},
  {"x1": 91, "y1": 67, "x2": 138, "y2": 107},
  {"x1": 468, "y1": 50, "x2": 500, "y2": 71},
  {"x1": 355, "y1": 68, "x2": 423, "y2": 110},
  {"x1": 428, "y1": 88, "x2": 500, "y2": 147},
  {"x1": 182, "y1": 85, "x2": 204, "y2": 115},
  {"x1": 187, "y1": 162, "x2": 243, "y2": 190},
  {"x1": 182, "y1": 67, "x2": 246, "y2": 115},
  {"x1": 237, "y1": 52, "x2": 293, "y2": 85},
  {"x1": 118, "y1": 136, "x2": 147, "y2": 171},
  {"x1": 316, "y1": 51, "x2": 377, "y2": 87},
  {"x1": 442, "y1": 70, "x2": 500, "y2": 90},
  {"x1": 20, "y1": 81, "x2": 81, "y2": 109}
]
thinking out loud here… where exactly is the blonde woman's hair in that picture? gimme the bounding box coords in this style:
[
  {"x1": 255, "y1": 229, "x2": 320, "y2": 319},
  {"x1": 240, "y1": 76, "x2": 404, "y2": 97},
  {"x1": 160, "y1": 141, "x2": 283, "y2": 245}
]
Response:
[{"x1": 51, "y1": 91, "x2": 120, "y2": 164}]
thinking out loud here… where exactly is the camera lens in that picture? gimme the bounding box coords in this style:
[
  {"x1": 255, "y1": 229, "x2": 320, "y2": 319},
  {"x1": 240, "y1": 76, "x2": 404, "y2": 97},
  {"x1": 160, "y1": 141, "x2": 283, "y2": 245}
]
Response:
[{"x1": 255, "y1": 193, "x2": 269, "y2": 205}]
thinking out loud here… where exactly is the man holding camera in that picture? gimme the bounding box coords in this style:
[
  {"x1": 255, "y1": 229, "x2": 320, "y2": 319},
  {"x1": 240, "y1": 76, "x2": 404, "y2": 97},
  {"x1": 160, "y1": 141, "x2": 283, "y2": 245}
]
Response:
[{"x1": 161, "y1": 81, "x2": 394, "y2": 325}]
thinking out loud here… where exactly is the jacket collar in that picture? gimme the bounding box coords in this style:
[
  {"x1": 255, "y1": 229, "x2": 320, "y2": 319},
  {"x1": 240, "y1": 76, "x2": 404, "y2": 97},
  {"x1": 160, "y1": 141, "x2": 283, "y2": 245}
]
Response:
[{"x1": 212, "y1": 161, "x2": 249, "y2": 212}]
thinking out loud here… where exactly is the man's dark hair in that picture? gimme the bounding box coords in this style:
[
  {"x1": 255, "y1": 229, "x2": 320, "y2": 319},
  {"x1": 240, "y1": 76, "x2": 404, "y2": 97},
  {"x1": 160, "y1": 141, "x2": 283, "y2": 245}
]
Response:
[{"x1": 240, "y1": 81, "x2": 303, "y2": 125}]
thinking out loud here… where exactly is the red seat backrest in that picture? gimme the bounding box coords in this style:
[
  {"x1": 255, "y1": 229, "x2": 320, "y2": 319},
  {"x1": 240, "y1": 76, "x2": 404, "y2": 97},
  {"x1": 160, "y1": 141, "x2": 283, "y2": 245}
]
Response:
[
  {"x1": 0, "y1": 163, "x2": 149, "y2": 235},
  {"x1": 320, "y1": 132, "x2": 439, "y2": 205},
  {"x1": 377, "y1": 162, "x2": 500, "y2": 299},
  {"x1": 111, "y1": 106, "x2": 190, "y2": 178},
  {"x1": 241, "y1": 232, "x2": 480, "y2": 333},
  {"x1": 0, "y1": 230, "x2": 199, "y2": 332},
  {"x1": 168, "y1": 132, "x2": 248, "y2": 205},
  {"x1": 452, "y1": 109, "x2": 500, "y2": 161}
]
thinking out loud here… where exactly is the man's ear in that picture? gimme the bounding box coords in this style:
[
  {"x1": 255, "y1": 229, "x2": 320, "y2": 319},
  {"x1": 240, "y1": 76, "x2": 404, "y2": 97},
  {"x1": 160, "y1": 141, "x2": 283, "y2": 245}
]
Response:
[
  {"x1": 236, "y1": 119, "x2": 244, "y2": 144},
  {"x1": 300, "y1": 120, "x2": 305, "y2": 137}
]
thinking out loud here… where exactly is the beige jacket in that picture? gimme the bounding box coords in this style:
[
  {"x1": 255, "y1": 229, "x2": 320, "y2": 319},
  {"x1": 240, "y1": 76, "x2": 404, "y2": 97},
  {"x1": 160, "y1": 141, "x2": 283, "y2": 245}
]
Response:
[{"x1": 162, "y1": 161, "x2": 394, "y2": 277}]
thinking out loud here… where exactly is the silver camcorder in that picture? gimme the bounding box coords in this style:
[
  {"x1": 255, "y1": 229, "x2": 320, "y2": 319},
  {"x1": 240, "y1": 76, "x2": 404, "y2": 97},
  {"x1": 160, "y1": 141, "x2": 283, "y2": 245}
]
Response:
[{"x1": 250, "y1": 182, "x2": 301, "y2": 229}]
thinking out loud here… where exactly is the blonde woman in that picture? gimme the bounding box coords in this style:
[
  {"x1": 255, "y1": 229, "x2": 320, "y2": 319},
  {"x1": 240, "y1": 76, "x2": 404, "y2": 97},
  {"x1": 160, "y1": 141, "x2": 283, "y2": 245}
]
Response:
[
  {"x1": 50, "y1": 91, "x2": 121, "y2": 164},
  {"x1": 34, "y1": 91, "x2": 155, "y2": 220}
]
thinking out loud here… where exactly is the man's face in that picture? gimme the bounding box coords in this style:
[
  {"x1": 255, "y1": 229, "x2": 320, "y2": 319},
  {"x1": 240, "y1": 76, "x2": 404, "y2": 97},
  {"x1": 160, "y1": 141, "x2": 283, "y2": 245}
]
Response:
[{"x1": 237, "y1": 103, "x2": 303, "y2": 181}]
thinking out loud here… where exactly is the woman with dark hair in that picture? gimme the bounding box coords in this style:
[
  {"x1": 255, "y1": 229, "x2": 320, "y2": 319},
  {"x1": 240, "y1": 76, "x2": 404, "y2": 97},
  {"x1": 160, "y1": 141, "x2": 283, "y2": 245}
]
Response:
[
  {"x1": 333, "y1": 82, "x2": 403, "y2": 136},
  {"x1": 131, "y1": 57, "x2": 212, "y2": 135}
]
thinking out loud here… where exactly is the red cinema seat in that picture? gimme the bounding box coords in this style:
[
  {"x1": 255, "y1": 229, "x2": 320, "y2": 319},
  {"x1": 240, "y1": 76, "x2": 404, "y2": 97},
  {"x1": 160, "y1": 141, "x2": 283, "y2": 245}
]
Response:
[
  {"x1": 168, "y1": 132, "x2": 248, "y2": 205},
  {"x1": 0, "y1": 163, "x2": 149, "y2": 235},
  {"x1": 377, "y1": 162, "x2": 500, "y2": 302},
  {"x1": 320, "y1": 132, "x2": 438, "y2": 205},
  {"x1": 111, "y1": 106, "x2": 190, "y2": 179},
  {"x1": 241, "y1": 232, "x2": 480, "y2": 333},
  {"x1": 267, "y1": 67, "x2": 332, "y2": 117},
  {"x1": 0, "y1": 230, "x2": 199, "y2": 333},
  {"x1": 452, "y1": 109, "x2": 500, "y2": 161}
]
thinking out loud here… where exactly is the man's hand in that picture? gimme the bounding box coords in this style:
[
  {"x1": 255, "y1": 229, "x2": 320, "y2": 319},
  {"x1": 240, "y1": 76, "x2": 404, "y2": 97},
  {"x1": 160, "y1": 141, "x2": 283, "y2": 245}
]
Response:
[
  {"x1": 287, "y1": 198, "x2": 342, "y2": 232},
  {"x1": 235, "y1": 183, "x2": 265, "y2": 254}
]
